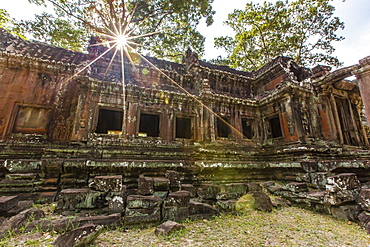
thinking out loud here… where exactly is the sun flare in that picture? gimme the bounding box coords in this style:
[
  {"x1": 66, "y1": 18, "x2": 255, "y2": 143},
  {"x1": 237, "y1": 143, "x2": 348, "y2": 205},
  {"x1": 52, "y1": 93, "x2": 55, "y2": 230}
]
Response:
[{"x1": 115, "y1": 34, "x2": 128, "y2": 50}]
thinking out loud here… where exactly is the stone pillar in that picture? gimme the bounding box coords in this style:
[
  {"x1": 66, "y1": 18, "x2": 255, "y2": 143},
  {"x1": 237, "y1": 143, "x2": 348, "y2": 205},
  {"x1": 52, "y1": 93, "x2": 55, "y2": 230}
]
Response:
[{"x1": 356, "y1": 56, "x2": 370, "y2": 124}]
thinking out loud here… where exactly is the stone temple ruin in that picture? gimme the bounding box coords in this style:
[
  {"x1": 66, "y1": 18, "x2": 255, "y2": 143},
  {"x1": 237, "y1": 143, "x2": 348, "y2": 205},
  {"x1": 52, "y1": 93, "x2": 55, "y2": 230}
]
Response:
[{"x1": 1, "y1": 28, "x2": 370, "y2": 232}]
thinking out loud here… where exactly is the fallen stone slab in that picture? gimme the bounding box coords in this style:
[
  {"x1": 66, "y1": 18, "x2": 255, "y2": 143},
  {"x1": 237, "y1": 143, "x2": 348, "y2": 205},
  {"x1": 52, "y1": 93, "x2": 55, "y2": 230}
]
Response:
[
  {"x1": 154, "y1": 221, "x2": 185, "y2": 236},
  {"x1": 326, "y1": 173, "x2": 361, "y2": 192},
  {"x1": 162, "y1": 206, "x2": 189, "y2": 222},
  {"x1": 124, "y1": 207, "x2": 161, "y2": 224},
  {"x1": 181, "y1": 184, "x2": 197, "y2": 197},
  {"x1": 271, "y1": 197, "x2": 292, "y2": 208},
  {"x1": 330, "y1": 204, "x2": 361, "y2": 222},
  {"x1": 90, "y1": 175, "x2": 123, "y2": 192},
  {"x1": 153, "y1": 177, "x2": 170, "y2": 191},
  {"x1": 357, "y1": 188, "x2": 370, "y2": 211},
  {"x1": 138, "y1": 175, "x2": 154, "y2": 195},
  {"x1": 310, "y1": 172, "x2": 333, "y2": 189},
  {"x1": 56, "y1": 188, "x2": 102, "y2": 211},
  {"x1": 197, "y1": 184, "x2": 220, "y2": 200},
  {"x1": 165, "y1": 170, "x2": 180, "y2": 190},
  {"x1": 324, "y1": 190, "x2": 359, "y2": 205},
  {"x1": 236, "y1": 191, "x2": 273, "y2": 212},
  {"x1": 108, "y1": 194, "x2": 126, "y2": 213},
  {"x1": 0, "y1": 208, "x2": 45, "y2": 239},
  {"x1": 0, "y1": 195, "x2": 19, "y2": 212},
  {"x1": 126, "y1": 195, "x2": 163, "y2": 209},
  {"x1": 2, "y1": 200, "x2": 33, "y2": 217},
  {"x1": 358, "y1": 211, "x2": 370, "y2": 226},
  {"x1": 164, "y1": 191, "x2": 190, "y2": 207},
  {"x1": 24, "y1": 213, "x2": 121, "y2": 233},
  {"x1": 54, "y1": 224, "x2": 103, "y2": 247},
  {"x1": 246, "y1": 182, "x2": 262, "y2": 192},
  {"x1": 284, "y1": 183, "x2": 308, "y2": 193},
  {"x1": 189, "y1": 200, "x2": 219, "y2": 215},
  {"x1": 216, "y1": 200, "x2": 237, "y2": 211}
]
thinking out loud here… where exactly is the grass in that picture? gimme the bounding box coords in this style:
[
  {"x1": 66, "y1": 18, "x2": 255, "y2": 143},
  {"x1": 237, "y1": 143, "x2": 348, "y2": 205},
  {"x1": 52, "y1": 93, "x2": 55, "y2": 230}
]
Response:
[{"x1": 1, "y1": 206, "x2": 369, "y2": 246}]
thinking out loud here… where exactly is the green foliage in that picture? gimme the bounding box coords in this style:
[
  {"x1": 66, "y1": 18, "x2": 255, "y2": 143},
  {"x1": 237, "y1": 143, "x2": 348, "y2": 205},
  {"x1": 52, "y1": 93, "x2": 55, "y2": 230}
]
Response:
[
  {"x1": 19, "y1": 13, "x2": 88, "y2": 51},
  {"x1": 21, "y1": 0, "x2": 214, "y2": 59},
  {"x1": 0, "y1": 9, "x2": 25, "y2": 39},
  {"x1": 214, "y1": 0, "x2": 344, "y2": 70}
]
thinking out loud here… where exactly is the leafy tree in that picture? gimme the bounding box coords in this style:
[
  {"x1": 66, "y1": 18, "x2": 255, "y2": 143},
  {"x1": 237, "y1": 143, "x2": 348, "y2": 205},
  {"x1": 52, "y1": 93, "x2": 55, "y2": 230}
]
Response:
[
  {"x1": 19, "y1": 0, "x2": 214, "y2": 61},
  {"x1": 0, "y1": 8, "x2": 25, "y2": 38},
  {"x1": 214, "y1": 0, "x2": 344, "y2": 70}
]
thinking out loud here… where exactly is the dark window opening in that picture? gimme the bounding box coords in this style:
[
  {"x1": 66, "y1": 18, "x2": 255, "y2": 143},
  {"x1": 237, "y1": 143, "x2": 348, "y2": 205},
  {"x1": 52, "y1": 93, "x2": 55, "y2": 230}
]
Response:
[
  {"x1": 139, "y1": 113, "x2": 160, "y2": 137},
  {"x1": 95, "y1": 109, "x2": 123, "y2": 134},
  {"x1": 270, "y1": 116, "x2": 282, "y2": 138},
  {"x1": 176, "y1": 117, "x2": 192, "y2": 139},
  {"x1": 242, "y1": 119, "x2": 253, "y2": 139},
  {"x1": 217, "y1": 117, "x2": 231, "y2": 138}
]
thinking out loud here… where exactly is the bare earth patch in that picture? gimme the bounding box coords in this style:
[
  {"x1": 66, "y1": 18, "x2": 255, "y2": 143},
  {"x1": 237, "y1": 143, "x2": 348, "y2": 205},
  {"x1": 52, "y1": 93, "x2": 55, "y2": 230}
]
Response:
[{"x1": 1, "y1": 207, "x2": 370, "y2": 246}]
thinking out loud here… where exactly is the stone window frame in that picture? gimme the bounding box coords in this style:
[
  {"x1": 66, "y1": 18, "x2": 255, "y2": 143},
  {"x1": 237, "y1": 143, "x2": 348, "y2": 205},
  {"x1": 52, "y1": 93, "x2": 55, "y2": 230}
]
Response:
[
  {"x1": 94, "y1": 106, "x2": 124, "y2": 135},
  {"x1": 9, "y1": 103, "x2": 52, "y2": 136},
  {"x1": 241, "y1": 117, "x2": 255, "y2": 139},
  {"x1": 173, "y1": 114, "x2": 195, "y2": 140},
  {"x1": 265, "y1": 113, "x2": 283, "y2": 139},
  {"x1": 136, "y1": 108, "x2": 163, "y2": 139},
  {"x1": 215, "y1": 115, "x2": 233, "y2": 140}
]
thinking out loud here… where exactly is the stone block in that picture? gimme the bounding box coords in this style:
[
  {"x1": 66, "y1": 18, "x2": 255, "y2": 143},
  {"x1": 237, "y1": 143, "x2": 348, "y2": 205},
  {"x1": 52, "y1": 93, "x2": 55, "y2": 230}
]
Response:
[
  {"x1": 40, "y1": 159, "x2": 63, "y2": 174},
  {"x1": 165, "y1": 170, "x2": 181, "y2": 189},
  {"x1": 189, "y1": 200, "x2": 219, "y2": 215},
  {"x1": 236, "y1": 192, "x2": 273, "y2": 212},
  {"x1": 24, "y1": 213, "x2": 121, "y2": 233},
  {"x1": 246, "y1": 182, "x2": 262, "y2": 192},
  {"x1": 217, "y1": 183, "x2": 248, "y2": 200},
  {"x1": 310, "y1": 172, "x2": 333, "y2": 189},
  {"x1": 2, "y1": 200, "x2": 33, "y2": 217},
  {"x1": 164, "y1": 191, "x2": 190, "y2": 207},
  {"x1": 267, "y1": 185, "x2": 283, "y2": 194},
  {"x1": 5, "y1": 173, "x2": 38, "y2": 180},
  {"x1": 0, "y1": 208, "x2": 45, "y2": 238},
  {"x1": 300, "y1": 161, "x2": 318, "y2": 172},
  {"x1": 162, "y1": 206, "x2": 189, "y2": 222},
  {"x1": 153, "y1": 191, "x2": 169, "y2": 200},
  {"x1": 304, "y1": 191, "x2": 325, "y2": 204},
  {"x1": 197, "y1": 184, "x2": 220, "y2": 199},
  {"x1": 330, "y1": 204, "x2": 361, "y2": 222},
  {"x1": 3, "y1": 160, "x2": 41, "y2": 173},
  {"x1": 271, "y1": 197, "x2": 292, "y2": 208},
  {"x1": 90, "y1": 175, "x2": 123, "y2": 192},
  {"x1": 138, "y1": 175, "x2": 154, "y2": 195},
  {"x1": 326, "y1": 173, "x2": 361, "y2": 192},
  {"x1": 181, "y1": 184, "x2": 197, "y2": 197},
  {"x1": 153, "y1": 177, "x2": 170, "y2": 191},
  {"x1": 155, "y1": 221, "x2": 185, "y2": 236},
  {"x1": 262, "y1": 181, "x2": 275, "y2": 188},
  {"x1": 0, "y1": 195, "x2": 19, "y2": 212},
  {"x1": 284, "y1": 183, "x2": 308, "y2": 192},
  {"x1": 126, "y1": 195, "x2": 163, "y2": 209},
  {"x1": 358, "y1": 211, "x2": 370, "y2": 227},
  {"x1": 317, "y1": 161, "x2": 338, "y2": 172},
  {"x1": 56, "y1": 188, "x2": 102, "y2": 211},
  {"x1": 108, "y1": 195, "x2": 126, "y2": 213},
  {"x1": 124, "y1": 207, "x2": 161, "y2": 224},
  {"x1": 54, "y1": 224, "x2": 103, "y2": 247},
  {"x1": 324, "y1": 190, "x2": 359, "y2": 205},
  {"x1": 216, "y1": 200, "x2": 237, "y2": 211},
  {"x1": 357, "y1": 188, "x2": 370, "y2": 211}
]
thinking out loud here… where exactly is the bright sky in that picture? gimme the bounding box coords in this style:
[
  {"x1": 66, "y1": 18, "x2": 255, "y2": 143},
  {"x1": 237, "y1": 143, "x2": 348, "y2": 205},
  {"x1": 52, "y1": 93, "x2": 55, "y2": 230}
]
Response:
[{"x1": 1, "y1": 0, "x2": 370, "y2": 68}]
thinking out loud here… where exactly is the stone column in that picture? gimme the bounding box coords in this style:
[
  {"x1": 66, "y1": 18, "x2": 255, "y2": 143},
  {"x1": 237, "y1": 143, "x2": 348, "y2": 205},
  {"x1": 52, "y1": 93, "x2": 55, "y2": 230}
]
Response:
[{"x1": 356, "y1": 56, "x2": 370, "y2": 124}]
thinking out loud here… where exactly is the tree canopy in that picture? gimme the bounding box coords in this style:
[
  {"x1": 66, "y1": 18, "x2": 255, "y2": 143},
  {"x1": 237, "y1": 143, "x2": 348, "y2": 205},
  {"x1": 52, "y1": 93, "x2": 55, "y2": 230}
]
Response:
[
  {"x1": 214, "y1": 0, "x2": 344, "y2": 71},
  {"x1": 14, "y1": 0, "x2": 214, "y2": 62}
]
